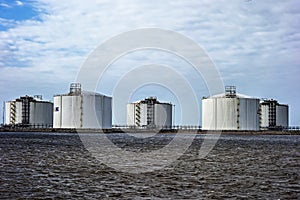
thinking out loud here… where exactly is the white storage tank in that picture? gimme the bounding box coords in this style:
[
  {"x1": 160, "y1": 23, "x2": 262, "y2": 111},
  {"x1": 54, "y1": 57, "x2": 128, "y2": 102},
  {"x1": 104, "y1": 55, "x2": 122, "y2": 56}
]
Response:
[
  {"x1": 202, "y1": 86, "x2": 260, "y2": 130},
  {"x1": 53, "y1": 83, "x2": 112, "y2": 129},
  {"x1": 5, "y1": 95, "x2": 53, "y2": 127},
  {"x1": 260, "y1": 99, "x2": 288, "y2": 129},
  {"x1": 127, "y1": 97, "x2": 172, "y2": 128}
]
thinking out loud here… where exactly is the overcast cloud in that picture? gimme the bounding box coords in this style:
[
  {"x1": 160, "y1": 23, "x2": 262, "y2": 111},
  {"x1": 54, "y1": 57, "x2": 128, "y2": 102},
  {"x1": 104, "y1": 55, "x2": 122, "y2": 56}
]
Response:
[{"x1": 0, "y1": 0, "x2": 299, "y2": 125}]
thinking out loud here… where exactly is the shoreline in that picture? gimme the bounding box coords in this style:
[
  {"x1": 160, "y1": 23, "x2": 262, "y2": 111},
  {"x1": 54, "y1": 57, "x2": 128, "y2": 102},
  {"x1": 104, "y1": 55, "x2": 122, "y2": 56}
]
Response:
[{"x1": 0, "y1": 127, "x2": 299, "y2": 135}]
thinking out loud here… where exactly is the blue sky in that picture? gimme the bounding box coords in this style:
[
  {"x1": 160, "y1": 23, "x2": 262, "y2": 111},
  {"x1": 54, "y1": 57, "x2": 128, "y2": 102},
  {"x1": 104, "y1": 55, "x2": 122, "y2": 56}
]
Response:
[{"x1": 0, "y1": 0, "x2": 299, "y2": 126}]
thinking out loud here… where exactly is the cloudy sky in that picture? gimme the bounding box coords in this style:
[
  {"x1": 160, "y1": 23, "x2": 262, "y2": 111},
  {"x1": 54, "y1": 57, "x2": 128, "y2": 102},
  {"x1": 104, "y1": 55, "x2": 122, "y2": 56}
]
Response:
[{"x1": 0, "y1": 0, "x2": 299, "y2": 126}]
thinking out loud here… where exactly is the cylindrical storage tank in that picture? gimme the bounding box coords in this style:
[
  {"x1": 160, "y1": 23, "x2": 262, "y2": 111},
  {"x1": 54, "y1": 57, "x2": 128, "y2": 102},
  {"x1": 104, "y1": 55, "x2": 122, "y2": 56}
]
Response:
[
  {"x1": 126, "y1": 97, "x2": 173, "y2": 128},
  {"x1": 202, "y1": 93, "x2": 260, "y2": 130},
  {"x1": 6, "y1": 97, "x2": 52, "y2": 127},
  {"x1": 53, "y1": 92, "x2": 112, "y2": 129},
  {"x1": 259, "y1": 99, "x2": 289, "y2": 129}
]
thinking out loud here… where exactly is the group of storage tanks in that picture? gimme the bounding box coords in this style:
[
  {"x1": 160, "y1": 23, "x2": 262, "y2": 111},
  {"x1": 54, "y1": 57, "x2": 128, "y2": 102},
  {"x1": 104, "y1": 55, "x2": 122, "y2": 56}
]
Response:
[
  {"x1": 4, "y1": 84, "x2": 288, "y2": 130},
  {"x1": 202, "y1": 86, "x2": 288, "y2": 131},
  {"x1": 5, "y1": 83, "x2": 112, "y2": 129}
]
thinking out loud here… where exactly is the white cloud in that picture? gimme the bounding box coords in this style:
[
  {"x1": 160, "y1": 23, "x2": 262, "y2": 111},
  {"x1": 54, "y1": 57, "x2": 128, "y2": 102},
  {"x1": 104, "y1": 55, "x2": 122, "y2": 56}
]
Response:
[
  {"x1": 15, "y1": 1, "x2": 24, "y2": 6},
  {"x1": 0, "y1": 3, "x2": 11, "y2": 8}
]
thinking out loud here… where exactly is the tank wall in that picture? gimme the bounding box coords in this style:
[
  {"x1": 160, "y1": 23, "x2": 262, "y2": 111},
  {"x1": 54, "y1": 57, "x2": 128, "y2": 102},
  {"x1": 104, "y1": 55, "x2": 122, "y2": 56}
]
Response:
[
  {"x1": 140, "y1": 104, "x2": 147, "y2": 126},
  {"x1": 239, "y1": 98, "x2": 260, "y2": 130},
  {"x1": 126, "y1": 103, "x2": 147, "y2": 127},
  {"x1": 202, "y1": 98, "x2": 215, "y2": 130},
  {"x1": 53, "y1": 96, "x2": 62, "y2": 128},
  {"x1": 81, "y1": 95, "x2": 110, "y2": 129},
  {"x1": 154, "y1": 104, "x2": 172, "y2": 127},
  {"x1": 15, "y1": 102, "x2": 22, "y2": 124},
  {"x1": 102, "y1": 96, "x2": 112, "y2": 129},
  {"x1": 202, "y1": 98, "x2": 238, "y2": 130},
  {"x1": 54, "y1": 95, "x2": 82, "y2": 128},
  {"x1": 276, "y1": 105, "x2": 288, "y2": 127},
  {"x1": 217, "y1": 98, "x2": 238, "y2": 130},
  {"x1": 81, "y1": 95, "x2": 112, "y2": 129},
  {"x1": 126, "y1": 104, "x2": 136, "y2": 126},
  {"x1": 82, "y1": 95, "x2": 99, "y2": 128},
  {"x1": 29, "y1": 102, "x2": 53, "y2": 127},
  {"x1": 64, "y1": 96, "x2": 81, "y2": 128},
  {"x1": 260, "y1": 104, "x2": 269, "y2": 128},
  {"x1": 5, "y1": 101, "x2": 22, "y2": 125},
  {"x1": 5, "y1": 102, "x2": 11, "y2": 125},
  {"x1": 202, "y1": 97, "x2": 259, "y2": 130}
]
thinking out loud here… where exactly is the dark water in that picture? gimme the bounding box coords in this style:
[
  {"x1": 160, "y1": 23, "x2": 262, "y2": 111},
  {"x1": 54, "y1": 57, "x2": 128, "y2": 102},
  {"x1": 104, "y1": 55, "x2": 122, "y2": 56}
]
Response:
[{"x1": 0, "y1": 132, "x2": 299, "y2": 199}]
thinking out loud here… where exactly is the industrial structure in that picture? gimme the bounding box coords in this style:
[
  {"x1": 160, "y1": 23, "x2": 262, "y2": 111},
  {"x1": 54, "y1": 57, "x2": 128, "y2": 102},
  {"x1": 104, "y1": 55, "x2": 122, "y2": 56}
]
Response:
[
  {"x1": 126, "y1": 97, "x2": 172, "y2": 128},
  {"x1": 260, "y1": 99, "x2": 289, "y2": 130},
  {"x1": 5, "y1": 95, "x2": 53, "y2": 127},
  {"x1": 53, "y1": 83, "x2": 112, "y2": 129},
  {"x1": 202, "y1": 86, "x2": 260, "y2": 130}
]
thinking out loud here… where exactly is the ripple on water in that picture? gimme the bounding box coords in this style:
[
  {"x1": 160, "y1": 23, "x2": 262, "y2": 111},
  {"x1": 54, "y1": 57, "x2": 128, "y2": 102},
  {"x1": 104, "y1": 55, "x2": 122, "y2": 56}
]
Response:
[{"x1": 0, "y1": 132, "x2": 299, "y2": 199}]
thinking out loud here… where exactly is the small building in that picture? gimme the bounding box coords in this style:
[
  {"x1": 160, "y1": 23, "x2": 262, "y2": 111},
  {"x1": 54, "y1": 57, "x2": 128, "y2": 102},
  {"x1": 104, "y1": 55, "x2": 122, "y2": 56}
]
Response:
[
  {"x1": 5, "y1": 95, "x2": 53, "y2": 128},
  {"x1": 202, "y1": 86, "x2": 260, "y2": 131},
  {"x1": 126, "y1": 97, "x2": 172, "y2": 129},
  {"x1": 260, "y1": 99, "x2": 288, "y2": 130},
  {"x1": 53, "y1": 83, "x2": 112, "y2": 129}
]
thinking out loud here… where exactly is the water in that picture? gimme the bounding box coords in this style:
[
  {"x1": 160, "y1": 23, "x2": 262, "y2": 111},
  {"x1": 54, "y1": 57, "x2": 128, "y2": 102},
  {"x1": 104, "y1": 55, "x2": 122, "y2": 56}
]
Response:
[{"x1": 0, "y1": 132, "x2": 299, "y2": 199}]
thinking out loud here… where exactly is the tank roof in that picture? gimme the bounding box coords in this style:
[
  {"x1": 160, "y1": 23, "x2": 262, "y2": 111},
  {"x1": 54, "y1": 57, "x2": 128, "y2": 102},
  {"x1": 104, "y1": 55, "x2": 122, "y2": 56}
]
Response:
[
  {"x1": 260, "y1": 99, "x2": 288, "y2": 106},
  {"x1": 130, "y1": 97, "x2": 172, "y2": 105},
  {"x1": 54, "y1": 83, "x2": 111, "y2": 98},
  {"x1": 203, "y1": 85, "x2": 258, "y2": 99},
  {"x1": 54, "y1": 90, "x2": 111, "y2": 98},
  {"x1": 8, "y1": 95, "x2": 52, "y2": 103},
  {"x1": 207, "y1": 92, "x2": 259, "y2": 99}
]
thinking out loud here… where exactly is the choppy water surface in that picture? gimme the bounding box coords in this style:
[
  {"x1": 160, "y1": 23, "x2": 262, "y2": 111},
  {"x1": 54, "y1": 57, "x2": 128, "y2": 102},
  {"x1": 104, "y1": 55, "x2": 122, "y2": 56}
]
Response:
[{"x1": 0, "y1": 132, "x2": 299, "y2": 199}]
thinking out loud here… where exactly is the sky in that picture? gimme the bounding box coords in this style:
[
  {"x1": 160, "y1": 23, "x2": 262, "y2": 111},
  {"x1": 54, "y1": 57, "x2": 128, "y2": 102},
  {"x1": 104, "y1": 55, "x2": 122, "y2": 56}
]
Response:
[{"x1": 0, "y1": 0, "x2": 299, "y2": 126}]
